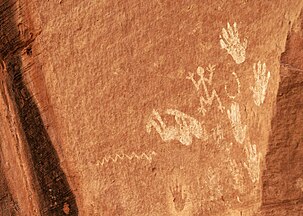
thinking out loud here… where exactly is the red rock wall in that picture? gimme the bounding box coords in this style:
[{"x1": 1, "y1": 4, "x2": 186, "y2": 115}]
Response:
[
  {"x1": 0, "y1": 0, "x2": 303, "y2": 215},
  {"x1": 261, "y1": 9, "x2": 303, "y2": 215}
]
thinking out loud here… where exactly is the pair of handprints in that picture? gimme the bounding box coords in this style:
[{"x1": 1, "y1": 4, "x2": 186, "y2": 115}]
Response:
[{"x1": 220, "y1": 22, "x2": 270, "y2": 106}]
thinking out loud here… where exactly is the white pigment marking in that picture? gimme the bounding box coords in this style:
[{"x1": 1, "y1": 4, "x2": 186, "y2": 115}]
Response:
[
  {"x1": 146, "y1": 109, "x2": 207, "y2": 146},
  {"x1": 250, "y1": 61, "x2": 270, "y2": 106},
  {"x1": 220, "y1": 22, "x2": 247, "y2": 64},
  {"x1": 244, "y1": 143, "x2": 261, "y2": 183},
  {"x1": 186, "y1": 65, "x2": 225, "y2": 115},
  {"x1": 227, "y1": 102, "x2": 247, "y2": 144}
]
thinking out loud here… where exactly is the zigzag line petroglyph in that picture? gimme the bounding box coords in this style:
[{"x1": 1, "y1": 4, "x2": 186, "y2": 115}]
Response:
[
  {"x1": 146, "y1": 109, "x2": 208, "y2": 146},
  {"x1": 186, "y1": 65, "x2": 225, "y2": 115},
  {"x1": 220, "y1": 22, "x2": 247, "y2": 64},
  {"x1": 97, "y1": 151, "x2": 157, "y2": 166},
  {"x1": 225, "y1": 72, "x2": 241, "y2": 99}
]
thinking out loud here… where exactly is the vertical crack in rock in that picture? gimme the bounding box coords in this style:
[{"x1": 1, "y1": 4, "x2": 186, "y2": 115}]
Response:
[
  {"x1": 261, "y1": 9, "x2": 303, "y2": 215},
  {"x1": 0, "y1": 0, "x2": 78, "y2": 215}
]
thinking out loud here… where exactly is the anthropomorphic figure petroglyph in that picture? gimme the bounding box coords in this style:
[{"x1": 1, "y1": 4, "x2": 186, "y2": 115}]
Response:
[
  {"x1": 146, "y1": 109, "x2": 207, "y2": 145},
  {"x1": 251, "y1": 61, "x2": 270, "y2": 106},
  {"x1": 227, "y1": 102, "x2": 247, "y2": 144},
  {"x1": 186, "y1": 65, "x2": 225, "y2": 115},
  {"x1": 220, "y1": 22, "x2": 247, "y2": 64},
  {"x1": 244, "y1": 144, "x2": 261, "y2": 183}
]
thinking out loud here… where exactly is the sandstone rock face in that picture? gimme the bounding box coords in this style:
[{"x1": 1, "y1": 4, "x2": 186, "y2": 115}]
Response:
[{"x1": 0, "y1": 0, "x2": 302, "y2": 215}]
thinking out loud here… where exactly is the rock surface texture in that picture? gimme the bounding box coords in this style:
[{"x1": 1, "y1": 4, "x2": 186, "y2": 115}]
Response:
[{"x1": 0, "y1": 0, "x2": 302, "y2": 215}]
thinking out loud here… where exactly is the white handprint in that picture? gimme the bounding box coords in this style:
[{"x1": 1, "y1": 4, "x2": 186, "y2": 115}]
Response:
[
  {"x1": 250, "y1": 61, "x2": 270, "y2": 106},
  {"x1": 220, "y1": 22, "x2": 247, "y2": 64},
  {"x1": 227, "y1": 102, "x2": 247, "y2": 144},
  {"x1": 244, "y1": 144, "x2": 261, "y2": 183}
]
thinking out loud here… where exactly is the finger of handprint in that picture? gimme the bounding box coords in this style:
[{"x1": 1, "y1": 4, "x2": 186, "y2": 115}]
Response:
[
  {"x1": 227, "y1": 22, "x2": 234, "y2": 38},
  {"x1": 258, "y1": 61, "x2": 262, "y2": 73},
  {"x1": 243, "y1": 38, "x2": 248, "y2": 49},
  {"x1": 233, "y1": 22, "x2": 239, "y2": 38},
  {"x1": 222, "y1": 27, "x2": 230, "y2": 41},
  {"x1": 267, "y1": 71, "x2": 271, "y2": 82},
  {"x1": 249, "y1": 144, "x2": 253, "y2": 153},
  {"x1": 262, "y1": 63, "x2": 266, "y2": 76},
  {"x1": 257, "y1": 61, "x2": 262, "y2": 80},
  {"x1": 220, "y1": 39, "x2": 228, "y2": 49},
  {"x1": 252, "y1": 144, "x2": 257, "y2": 153},
  {"x1": 169, "y1": 186, "x2": 173, "y2": 194}
]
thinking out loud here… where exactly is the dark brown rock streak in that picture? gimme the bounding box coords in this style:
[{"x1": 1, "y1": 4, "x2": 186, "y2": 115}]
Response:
[{"x1": 0, "y1": 0, "x2": 78, "y2": 215}]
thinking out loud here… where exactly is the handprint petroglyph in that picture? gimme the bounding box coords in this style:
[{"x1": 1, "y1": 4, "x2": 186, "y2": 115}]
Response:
[
  {"x1": 146, "y1": 109, "x2": 208, "y2": 145},
  {"x1": 186, "y1": 65, "x2": 225, "y2": 115},
  {"x1": 251, "y1": 61, "x2": 270, "y2": 106},
  {"x1": 227, "y1": 102, "x2": 247, "y2": 144},
  {"x1": 244, "y1": 144, "x2": 261, "y2": 183},
  {"x1": 220, "y1": 22, "x2": 247, "y2": 64},
  {"x1": 170, "y1": 181, "x2": 187, "y2": 212},
  {"x1": 228, "y1": 159, "x2": 244, "y2": 192}
]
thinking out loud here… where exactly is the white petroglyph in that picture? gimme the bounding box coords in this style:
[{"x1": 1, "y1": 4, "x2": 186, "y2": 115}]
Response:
[
  {"x1": 186, "y1": 65, "x2": 225, "y2": 115},
  {"x1": 244, "y1": 144, "x2": 261, "y2": 183},
  {"x1": 211, "y1": 124, "x2": 224, "y2": 145},
  {"x1": 220, "y1": 22, "x2": 247, "y2": 64},
  {"x1": 227, "y1": 102, "x2": 247, "y2": 144},
  {"x1": 250, "y1": 61, "x2": 270, "y2": 106},
  {"x1": 97, "y1": 151, "x2": 157, "y2": 166},
  {"x1": 146, "y1": 109, "x2": 207, "y2": 146},
  {"x1": 295, "y1": 178, "x2": 303, "y2": 192},
  {"x1": 228, "y1": 159, "x2": 244, "y2": 193},
  {"x1": 205, "y1": 167, "x2": 223, "y2": 201},
  {"x1": 225, "y1": 72, "x2": 241, "y2": 99},
  {"x1": 169, "y1": 181, "x2": 188, "y2": 212}
]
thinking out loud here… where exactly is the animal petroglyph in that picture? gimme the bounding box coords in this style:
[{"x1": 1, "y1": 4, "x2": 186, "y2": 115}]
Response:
[
  {"x1": 251, "y1": 61, "x2": 270, "y2": 106},
  {"x1": 186, "y1": 65, "x2": 225, "y2": 115},
  {"x1": 227, "y1": 102, "x2": 247, "y2": 144},
  {"x1": 220, "y1": 22, "x2": 247, "y2": 64},
  {"x1": 170, "y1": 181, "x2": 187, "y2": 212},
  {"x1": 146, "y1": 109, "x2": 207, "y2": 146},
  {"x1": 225, "y1": 72, "x2": 241, "y2": 99},
  {"x1": 97, "y1": 151, "x2": 157, "y2": 166},
  {"x1": 244, "y1": 144, "x2": 261, "y2": 183}
]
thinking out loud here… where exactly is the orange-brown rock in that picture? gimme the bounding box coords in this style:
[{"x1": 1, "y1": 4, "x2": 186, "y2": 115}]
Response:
[{"x1": 0, "y1": 0, "x2": 303, "y2": 215}]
